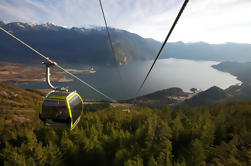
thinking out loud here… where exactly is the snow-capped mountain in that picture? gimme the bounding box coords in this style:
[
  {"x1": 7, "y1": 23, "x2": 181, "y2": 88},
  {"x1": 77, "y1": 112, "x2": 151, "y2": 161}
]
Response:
[
  {"x1": 1, "y1": 21, "x2": 251, "y2": 65},
  {"x1": 0, "y1": 21, "x2": 157, "y2": 65}
]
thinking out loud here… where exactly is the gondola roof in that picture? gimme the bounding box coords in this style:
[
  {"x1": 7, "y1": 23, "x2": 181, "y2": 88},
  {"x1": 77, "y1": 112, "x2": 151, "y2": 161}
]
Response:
[{"x1": 46, "y1": 91, "x2": 75, "y2": 100}]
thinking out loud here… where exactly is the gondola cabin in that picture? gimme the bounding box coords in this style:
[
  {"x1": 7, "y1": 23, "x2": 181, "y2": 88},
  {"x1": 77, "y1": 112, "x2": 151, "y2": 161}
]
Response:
[{"x1": 39, "y1": 91, "x2": 83, "y2": 130}]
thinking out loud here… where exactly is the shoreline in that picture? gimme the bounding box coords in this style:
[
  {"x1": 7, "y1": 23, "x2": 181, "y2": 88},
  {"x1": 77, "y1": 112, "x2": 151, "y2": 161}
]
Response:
[{"x1": 0, "y1": 62, "x2": 96, "y2": 84}]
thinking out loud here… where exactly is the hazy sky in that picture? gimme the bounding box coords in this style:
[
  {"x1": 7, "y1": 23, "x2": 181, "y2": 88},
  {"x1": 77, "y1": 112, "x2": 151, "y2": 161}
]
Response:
[{"x1": 0, "y1": 0, "x2": 250, "y2": 43}]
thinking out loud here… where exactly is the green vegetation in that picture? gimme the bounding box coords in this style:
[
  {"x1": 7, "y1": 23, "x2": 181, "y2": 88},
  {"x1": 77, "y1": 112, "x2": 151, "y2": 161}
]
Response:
[
  {"x1": 0, "y1": 83, "x2": 250, "y2": 165},
  {"x1": 125, "y1": 88, "x2": 189, "y2": 109},
  {"x1": 0, "y1": 102, "x2": 250, "y2": 165},
  {"x1": 184, "y1": 86, "x2": 231, "y2": 106},
  {"x1": 212, "y1": 62, "x2": 251, "y2": 100},
  {"x1": 83, "y1": 102, "x2": 111, "y2": 113},
  {"x1": 141, "y1": 88, "x2": 188, "y2": 99}
]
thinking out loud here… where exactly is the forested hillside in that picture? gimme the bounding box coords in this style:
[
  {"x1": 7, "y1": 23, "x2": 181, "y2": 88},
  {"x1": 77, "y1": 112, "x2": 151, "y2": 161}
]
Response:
[
  {"x1": 0, "y1": 83, "x2": 250, "y2": 166},
  {"x1": 125, "y1": 87, "x2": 190, "y2": 108},
  {"x1": 184, "y1": 86, "x2": 231, "y2": 106},
  {"x1": 212, "y1": 62, "x2": 251, "y2": 84},
  {"x1": 212, "y1": 62, "x2": 251, "y2": 100}
]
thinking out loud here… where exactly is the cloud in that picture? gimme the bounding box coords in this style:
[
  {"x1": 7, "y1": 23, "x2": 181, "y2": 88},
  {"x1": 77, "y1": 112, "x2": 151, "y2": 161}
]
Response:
[
  {"x1": 0, "y1": 0, "x2": 42, "y2": 22},
  {"x1": 171, "y1": 0, "x2": 251, "y2": 43},
  {"x1": 0, "y1": 0, "x2": 250, "y2": 43}
]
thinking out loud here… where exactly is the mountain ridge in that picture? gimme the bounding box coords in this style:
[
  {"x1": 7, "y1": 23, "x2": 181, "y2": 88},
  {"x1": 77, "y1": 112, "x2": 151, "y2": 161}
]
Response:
[
  {"x1": 0, "y1": 21, "x2": 156, "y2": 65},
  {"x1": 1, "y1": 21, "x2": 251, "y2": 65}
]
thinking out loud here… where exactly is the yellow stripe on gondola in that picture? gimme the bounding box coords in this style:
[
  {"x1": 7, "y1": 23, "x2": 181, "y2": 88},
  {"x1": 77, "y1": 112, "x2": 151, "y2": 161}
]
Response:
[
  {"x1": 71, "y1": 116, "x2": 81, "y2": 130},
  {"x1": 66, "y1": 92, "x2": 84, "y2": 130},
  {"x1": 66, "y1": 98, "x2": 72, "y2": 128},
  {"x1": 66, "y1": 92, "x2": 76, "y2": 129}
]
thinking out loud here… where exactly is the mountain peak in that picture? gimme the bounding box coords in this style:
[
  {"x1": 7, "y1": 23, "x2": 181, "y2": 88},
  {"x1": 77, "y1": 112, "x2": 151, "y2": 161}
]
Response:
[
  {"x1": 0, "y1": 20, "x2": 156, "y2": 65},
  {"x1": 71, "y1": 27, "x2": 86, "y2": 33},
  {"x1": 0, "y1": 20, "x2": 9, "y2": 25},
  {"x1": 41, "y1": 22, "x2": 56, "y2": 27},
  {"x1": 0, "y1": 21, "x2": 5, "y2": 26}
]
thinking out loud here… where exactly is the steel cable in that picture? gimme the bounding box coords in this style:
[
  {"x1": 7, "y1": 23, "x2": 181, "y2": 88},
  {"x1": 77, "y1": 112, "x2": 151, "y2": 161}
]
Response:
[
  {"x1": 0, "y1": 26, "x2": 117, "y2": 102},
  {"x1": 98, "y1": 0, "x2": 127, "y2": 100},
  {"x1": 136, "y1": 0, "x2": 189, "y2": 96}
]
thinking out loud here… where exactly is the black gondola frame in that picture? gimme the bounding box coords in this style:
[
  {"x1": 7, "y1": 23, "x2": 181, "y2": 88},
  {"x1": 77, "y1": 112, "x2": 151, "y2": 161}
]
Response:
[{"x1": 40, "y1": 91, "x2": 84, "y2": 130}]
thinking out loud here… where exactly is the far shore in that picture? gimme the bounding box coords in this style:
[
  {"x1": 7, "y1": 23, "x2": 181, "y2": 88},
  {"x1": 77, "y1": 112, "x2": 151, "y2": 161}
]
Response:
[{"x1": 0, "y1": 62, "x2": 95, "y2": 84}]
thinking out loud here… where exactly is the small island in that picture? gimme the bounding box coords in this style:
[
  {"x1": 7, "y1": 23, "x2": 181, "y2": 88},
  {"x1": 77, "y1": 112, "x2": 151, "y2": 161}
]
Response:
[{"x1": 66, "y1": 67, "x2": 96, "y2": 74}]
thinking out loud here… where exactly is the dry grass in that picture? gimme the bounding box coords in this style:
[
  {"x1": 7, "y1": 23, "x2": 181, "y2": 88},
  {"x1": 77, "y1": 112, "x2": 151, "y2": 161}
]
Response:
[
  {"x1": 0, "y1": 83, "x2": 43, "y2": 126},
  {"x1": 0, "y1": 62, "x2": 72, "y2": 83}
]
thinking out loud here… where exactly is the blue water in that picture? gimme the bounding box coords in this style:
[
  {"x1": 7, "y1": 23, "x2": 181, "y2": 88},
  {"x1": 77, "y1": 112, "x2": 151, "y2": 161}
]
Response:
[{"x1": 18, "y1": 58, "x2": 241, "y2": 100}]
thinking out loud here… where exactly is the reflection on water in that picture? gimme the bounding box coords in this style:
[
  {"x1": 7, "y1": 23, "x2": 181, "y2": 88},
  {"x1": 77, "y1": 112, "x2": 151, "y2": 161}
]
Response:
[{"x1": 18, "y1": 58, "x2": 241, "y2": 100}]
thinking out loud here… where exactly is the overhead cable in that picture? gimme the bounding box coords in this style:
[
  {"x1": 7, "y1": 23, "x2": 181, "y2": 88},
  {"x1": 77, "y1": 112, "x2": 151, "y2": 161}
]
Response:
[
  {"x1": 136, "y1": 0, "x2": 189, "y2": 96},
  {"x1": 98, "y1": 0, "x2": 117, "y2": 64},
  {"x1": 0, "y1": 26, "x2": 117, "y2": 103},
  {"x1": 98, "y1": 0, "x2": 127, "y2": 100}
]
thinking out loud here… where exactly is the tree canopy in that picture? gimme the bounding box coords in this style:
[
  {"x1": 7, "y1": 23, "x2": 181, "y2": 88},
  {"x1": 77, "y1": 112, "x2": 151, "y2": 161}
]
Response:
[{"x1": 0, "y1": 100, "x2": 250, "y2": 166}]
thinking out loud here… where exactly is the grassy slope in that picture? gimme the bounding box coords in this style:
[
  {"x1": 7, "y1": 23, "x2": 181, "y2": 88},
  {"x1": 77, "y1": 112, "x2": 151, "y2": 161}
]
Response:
[{"x1": 0, "y1": 83, "x2": 43, "y2": 126}]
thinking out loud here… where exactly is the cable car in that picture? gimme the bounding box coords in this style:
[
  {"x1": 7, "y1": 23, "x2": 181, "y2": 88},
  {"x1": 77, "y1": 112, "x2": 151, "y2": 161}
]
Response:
[
  {"x1": 40, "y1": 91, "x2": 83, "y2": 130},
  {"x1": 39, "y1": 61, "x2": 84, "y2": 130}
]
